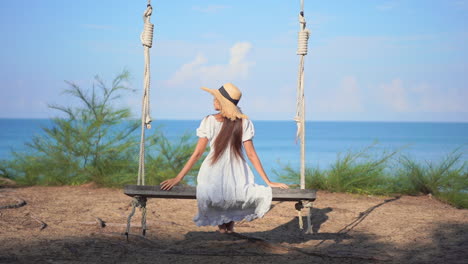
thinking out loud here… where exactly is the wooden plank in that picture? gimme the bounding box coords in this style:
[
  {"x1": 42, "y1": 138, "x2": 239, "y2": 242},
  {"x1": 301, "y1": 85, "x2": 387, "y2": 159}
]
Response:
[
  {"x1": 125, "y1": 185, "x2": 197, "y2": 199},
  {"x1": 124, "y1": 185, "x2": 316, "y2": 202}
]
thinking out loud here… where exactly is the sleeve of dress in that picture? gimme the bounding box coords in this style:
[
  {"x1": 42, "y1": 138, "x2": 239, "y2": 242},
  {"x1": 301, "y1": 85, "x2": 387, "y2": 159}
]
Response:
[
  {"x1": 196, "y1": 116, "x2": 210, "y2": 139},
  {"x1": 242, "y1": 119, "x2": 255, "y2": 142}
]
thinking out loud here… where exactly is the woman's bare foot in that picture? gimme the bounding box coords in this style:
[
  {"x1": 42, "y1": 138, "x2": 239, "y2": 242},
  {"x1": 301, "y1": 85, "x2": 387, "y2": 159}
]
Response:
[
  {"x1": 217, "y1": 223, "x2": 227, "y2": 233},
  {"x1": 226, "y1": 221, "x2": 235, "y2": 233}
]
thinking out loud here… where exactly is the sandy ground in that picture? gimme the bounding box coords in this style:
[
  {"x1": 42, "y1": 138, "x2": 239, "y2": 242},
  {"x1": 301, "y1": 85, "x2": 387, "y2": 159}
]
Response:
[{"x1": 0, "y1": 184, "x2": 467, "y2": 264}]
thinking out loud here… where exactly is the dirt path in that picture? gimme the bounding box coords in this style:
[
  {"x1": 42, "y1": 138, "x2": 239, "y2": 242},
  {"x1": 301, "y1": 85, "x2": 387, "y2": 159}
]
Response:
[{"x1": 0, "y1": 185, "x2": 467, "y2": 263}]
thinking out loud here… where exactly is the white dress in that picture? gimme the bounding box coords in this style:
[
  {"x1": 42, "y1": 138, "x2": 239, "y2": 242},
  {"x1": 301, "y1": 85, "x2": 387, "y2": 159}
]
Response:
[{"x1": 193, "y1": 115, "x2": 273, "y2": 226}]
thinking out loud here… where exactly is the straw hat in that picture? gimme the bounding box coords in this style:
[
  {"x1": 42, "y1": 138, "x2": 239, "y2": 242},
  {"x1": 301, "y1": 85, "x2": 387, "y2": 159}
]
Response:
[{"x1": 201, "y1": 83, "x2": 248, "y2": 121}]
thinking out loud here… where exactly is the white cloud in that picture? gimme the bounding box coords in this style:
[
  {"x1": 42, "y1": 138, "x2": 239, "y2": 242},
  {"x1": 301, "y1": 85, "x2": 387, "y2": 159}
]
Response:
[
  {"x1": 379, "y1": 79, "x2": 410, "y2": 112},
  {"x1": 165, "y1": 42, "x2": 255, "y2": 87},
  {"x1": 165, "y1": 54, "x2": 207, "y2": 86},
  {"x1": 314, "y1": 76, "x2": 365, "y2": 112},
  {"x1": 377, "y1": 79, "x2": 467, "y2": 113},
  {"x1": 192, "y1": 5, "x2": 230, "y2": 13},
  {"x1": 338, "y1": 76, "x2": 364, "y2": 111}
]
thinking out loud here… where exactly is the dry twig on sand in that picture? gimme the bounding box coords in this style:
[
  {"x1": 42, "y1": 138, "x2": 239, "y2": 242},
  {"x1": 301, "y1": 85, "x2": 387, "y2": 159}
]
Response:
[
  {"x1": 26, "y1": 212, "x2": 47, "y2": 230},
  {"x1": 0, "y1": 194, "x2": 27, "y2": 209},
  {"x1": 79, "y1": 221, "x2": 138, "y2": 228},
  {"x1": 94, "y1": 217, "x2": 106, "y2": 228},
  {"x1": 77, "y1": 219, "x2": 182, "y2": 229}
]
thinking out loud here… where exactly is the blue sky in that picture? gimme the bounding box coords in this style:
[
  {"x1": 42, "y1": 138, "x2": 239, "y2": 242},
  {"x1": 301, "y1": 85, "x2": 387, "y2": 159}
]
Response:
[{"x1": 1, "y1": 0, "x2": 467, "y2": 122}]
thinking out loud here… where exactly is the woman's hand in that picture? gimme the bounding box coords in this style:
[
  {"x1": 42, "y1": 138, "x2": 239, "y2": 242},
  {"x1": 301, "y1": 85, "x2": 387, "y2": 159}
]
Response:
[
  {"x1": 160, "y1": 177, "x2": 181, "y2": 191},
  {"x1": 160, "y1": 137, "x2": 208, "y2": 191},
  {"x1": 268, "y1": 182, "x2": 289, "y2": 189}
]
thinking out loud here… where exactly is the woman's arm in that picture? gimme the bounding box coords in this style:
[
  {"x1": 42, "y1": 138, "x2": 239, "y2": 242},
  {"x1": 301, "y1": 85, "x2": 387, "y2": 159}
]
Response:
[
  {"x1": 243, "y1": 140, "x2": 289, "y2": 189},
  {"x1": 160, "y1": 137, "x2": 209, "y2": 190}
]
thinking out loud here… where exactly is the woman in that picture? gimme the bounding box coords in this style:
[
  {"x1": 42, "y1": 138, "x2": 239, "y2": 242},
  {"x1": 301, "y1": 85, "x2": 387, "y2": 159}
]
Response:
[{"x1": 160, "y1": 83, "x2": 289, "y2": 233}]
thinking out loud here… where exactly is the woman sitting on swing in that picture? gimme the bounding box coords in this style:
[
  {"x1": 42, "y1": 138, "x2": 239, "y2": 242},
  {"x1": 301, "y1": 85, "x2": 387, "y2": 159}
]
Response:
[{"x1": 161, "y1": 83, "x2": 288, "y2": 233}]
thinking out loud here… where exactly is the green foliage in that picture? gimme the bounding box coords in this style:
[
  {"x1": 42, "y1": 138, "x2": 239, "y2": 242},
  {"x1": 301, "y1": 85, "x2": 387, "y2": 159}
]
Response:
[
  {"x1": 0, "y1": 71, "x2": 202, "y2": 187},
  {"x1": 277, "y1": 142, "x2": 399, "y2": 195},
  {"x1": 393, "y1": 147, "x2": 467, "y2": 208},
  {"x1": 144, "y1": 132, "x2": 204, "y2": 185},
  {"x1": 274, "y1": 164, "x2": 327, "y2": 190},
  {"x1": 393, "y1": 148, "x2": 467, "y2": 194},
  {"x1": 325, "y1": 142, "x2": 399, "y2": 194},
  {"x1": 276, "y1": 143, "x2": 468, "y2": 208},
  {"x1": 1, "y1": 71, "x2": 139, "y2": 186},
  {"x1": 437, "y1": 190, "x2": 468, "y2": 209}
]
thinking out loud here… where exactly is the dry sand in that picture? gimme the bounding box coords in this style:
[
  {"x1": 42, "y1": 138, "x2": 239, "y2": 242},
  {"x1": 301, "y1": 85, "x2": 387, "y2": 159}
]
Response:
[{"x1": 0, "y1": 184, "x2": 467, "y2": 264}]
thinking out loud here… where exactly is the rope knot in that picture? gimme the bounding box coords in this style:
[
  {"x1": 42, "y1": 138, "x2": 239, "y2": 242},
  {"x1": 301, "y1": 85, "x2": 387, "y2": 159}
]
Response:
[
  {"x1": 297, "y1": 29, "x2": 310, "y2": 55},
  {"x1": 141, "y1": 6, "x2": 154, "y2": 48},
  {"x1": 144, "y1": 5, "x2": 153, "y2": 17},
  {"x1": 296, "y1": 13, "x2": 310, "y2": 56}
]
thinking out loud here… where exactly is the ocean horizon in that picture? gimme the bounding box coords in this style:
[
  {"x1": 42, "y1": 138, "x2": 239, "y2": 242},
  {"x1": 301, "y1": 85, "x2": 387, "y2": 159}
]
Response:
[
  {"x1": 1, "y1": 118, "x2": 467, "y2": 184},
  {"x1": 2, "y1": 117, "x2": 467, "y2": 123}
]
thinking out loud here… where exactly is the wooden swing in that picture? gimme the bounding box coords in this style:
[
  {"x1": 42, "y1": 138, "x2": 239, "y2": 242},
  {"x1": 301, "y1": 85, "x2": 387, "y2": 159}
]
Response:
[{"x1": 124, "y1": 0, "x2": 316, "y2": 239}]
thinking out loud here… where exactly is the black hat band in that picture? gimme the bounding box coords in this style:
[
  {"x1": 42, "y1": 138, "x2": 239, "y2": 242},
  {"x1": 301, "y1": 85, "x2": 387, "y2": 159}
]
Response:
[{"x1": 218, "y1": 86, "x2": 239, "y2": 106}]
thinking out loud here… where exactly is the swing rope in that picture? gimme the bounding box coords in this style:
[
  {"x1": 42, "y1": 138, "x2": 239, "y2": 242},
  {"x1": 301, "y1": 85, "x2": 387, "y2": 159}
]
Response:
[
  {"x1": 137, "y1": 0, "x2": 154, "y2": 186},
  {"x1": 127, "y1": 1, "x2": 154, "y2": 239},
  {"x1": 294, "y1": 0, "x2": 310, "y2": 190},
  {"x1": 126, "y1": 0, "x2": 315, "y2": 237}
]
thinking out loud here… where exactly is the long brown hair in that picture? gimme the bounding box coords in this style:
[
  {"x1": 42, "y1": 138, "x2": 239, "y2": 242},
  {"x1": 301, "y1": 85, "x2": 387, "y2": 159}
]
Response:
[{"x1": 211, "y1": 116, "x2": 244, "y2": 164}]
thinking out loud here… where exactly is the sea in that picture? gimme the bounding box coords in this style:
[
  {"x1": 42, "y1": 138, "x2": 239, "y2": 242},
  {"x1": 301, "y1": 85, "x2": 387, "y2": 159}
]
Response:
[{"x1": 0, "y1": 118, "x2": 467, "y2": 184}]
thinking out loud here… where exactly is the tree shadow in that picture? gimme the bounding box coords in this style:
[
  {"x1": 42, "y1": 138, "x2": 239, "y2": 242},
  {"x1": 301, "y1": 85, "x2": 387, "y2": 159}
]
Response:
[
  {"x1": 2, "y1": 195, "x2": 464, "y2": 264},
  {"x1": 180, "y1": 195, "x2": 404, "y2": 262},
  {"x1": 314, "y1": 196, "x2": 401, "y2": 247},
  {"x1": 3, "y1": 221, "x2": 464, "y2": 264},
  {"x1": 185, "y1": 215, "x2": 352, "y2": 245},
  {"x1": 338, "y1": 196, "x2": 401, "y2": 233},
  {"x1": 185, "y1": 196, "x2": 401, "y2": 245}
]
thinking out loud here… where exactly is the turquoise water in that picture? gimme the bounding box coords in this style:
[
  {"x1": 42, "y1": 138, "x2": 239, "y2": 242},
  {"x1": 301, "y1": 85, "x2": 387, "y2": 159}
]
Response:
[{"x1": 0, "y1": 118, "x2": 467, "y2": 183}]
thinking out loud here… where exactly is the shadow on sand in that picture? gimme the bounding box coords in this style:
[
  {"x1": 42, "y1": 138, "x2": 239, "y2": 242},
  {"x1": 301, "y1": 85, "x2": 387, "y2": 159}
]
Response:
[{"x1": 1, "y1": 196, "x2": 467, "y2": 263}]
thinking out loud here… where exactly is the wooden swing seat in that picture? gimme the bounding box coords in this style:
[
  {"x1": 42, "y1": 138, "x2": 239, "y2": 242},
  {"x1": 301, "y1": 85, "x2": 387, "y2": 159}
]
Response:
[{"x1": 124, "y1": 185, "x2": 316, "y2": 202}]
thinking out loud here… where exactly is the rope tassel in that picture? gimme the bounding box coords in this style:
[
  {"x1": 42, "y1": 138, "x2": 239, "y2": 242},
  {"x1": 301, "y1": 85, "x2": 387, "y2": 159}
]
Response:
[{"x1": 294, "y1": 116, "x2": 302, "y2": 143}]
